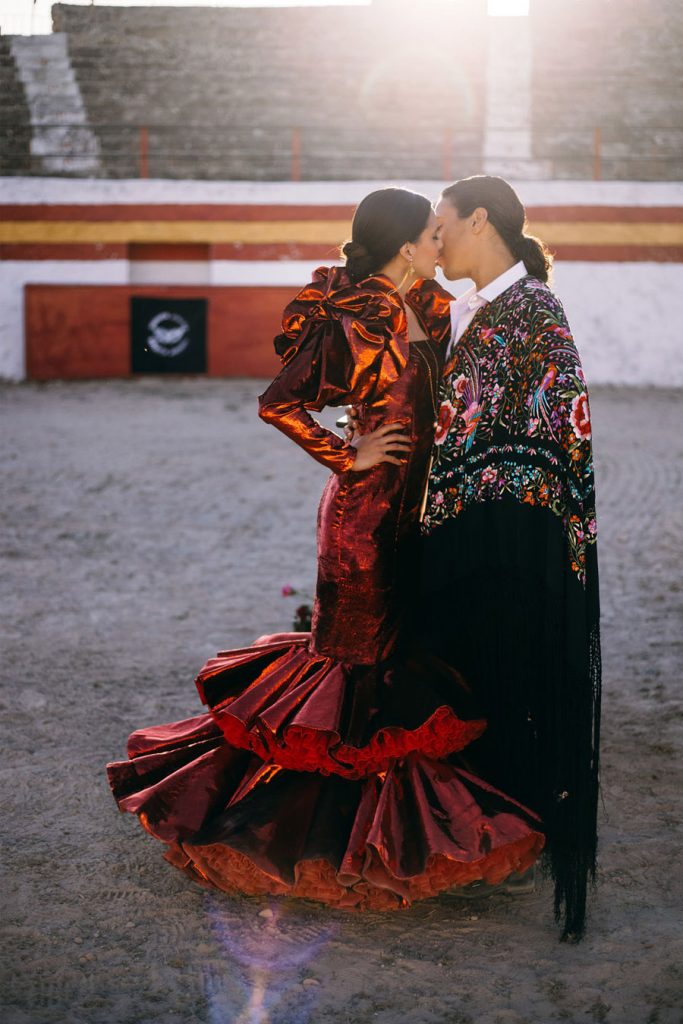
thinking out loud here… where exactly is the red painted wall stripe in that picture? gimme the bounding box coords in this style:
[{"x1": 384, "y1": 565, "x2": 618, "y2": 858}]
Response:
[
  {"x1": 527, "y1": 206, "x2": 683, "y2": 223},
  {"x1": 2, "y1": 203, "x2": 682, "y2": 223},
  {"x1": 0, "y1": 204, "x2": 356, "y2": 222},
  {"x1": 551, "y1": 244, "x2": 683, "y2": 262},
  {"x1": 129, "y1": 242, "x2": 210, "y2": 261},
  {"x1": 0, "y1": 243, "x2": 129, "y2": 260},
  {"x1": 6, "y1": 241, "x2": 683, "y2": 262}
]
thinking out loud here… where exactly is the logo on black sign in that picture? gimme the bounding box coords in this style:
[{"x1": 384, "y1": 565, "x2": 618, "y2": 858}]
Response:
[{"x1": 131, "y1": 297, "x2": 207, "y2": 374}]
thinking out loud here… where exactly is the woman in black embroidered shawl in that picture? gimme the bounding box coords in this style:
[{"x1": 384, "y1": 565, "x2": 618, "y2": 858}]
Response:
[{"x1": 419, "y1": 176, "x2": 601, "y2": 941}]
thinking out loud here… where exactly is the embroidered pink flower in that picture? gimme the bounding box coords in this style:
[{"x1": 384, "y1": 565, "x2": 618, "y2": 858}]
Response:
[
  {"x1": 570, "y1": 392, "x2": 591, "y2": 440},
  {"x1": 587, "y1": 518, "x2": 597, "y2": 537},
  {"x1": 433, "y1": 491, "x2": 444, "y2": 506},
  {"x1": 481, "y1": 466, "x2": 498, "y2": 485},
  {"x1": 453, "y1": 374, "x2": 468, "y2": 397},
  {"x1": 527, "y1": 417, "x2": 540, "y2": 436},
  {"x1": 434, "y1": 400, "x2": 457, "y2": 445}
]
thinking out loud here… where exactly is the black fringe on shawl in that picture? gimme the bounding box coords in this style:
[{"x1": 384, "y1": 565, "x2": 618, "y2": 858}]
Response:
[
  {"x1": 547, "y1": 622, "x2": 601, "y2": 941},
  {"x1": 416, "y1": 502, "x2": 601, "y2": 941}
]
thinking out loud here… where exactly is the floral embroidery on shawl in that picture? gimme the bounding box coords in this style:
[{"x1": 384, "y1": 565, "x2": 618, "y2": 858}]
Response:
[{"x1": 422, "y1": 277, "x2": 597, "y2": 585}]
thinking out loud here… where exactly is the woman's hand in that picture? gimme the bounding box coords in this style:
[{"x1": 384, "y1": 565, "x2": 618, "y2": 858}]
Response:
[{"x1": 349, "y1": 422, "x2": 412, "y2": 471}]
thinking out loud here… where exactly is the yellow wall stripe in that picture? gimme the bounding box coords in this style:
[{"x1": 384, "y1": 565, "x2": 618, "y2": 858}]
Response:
[
  {"x1": 528, "y1": 221, "x2": 683, "y2": 246},
  {"x1": 0, "y1": 220, "x2": 351, "y2": 244},
  {"x1": 1, "y1": 220, "x2": 682, "y2": 246}
]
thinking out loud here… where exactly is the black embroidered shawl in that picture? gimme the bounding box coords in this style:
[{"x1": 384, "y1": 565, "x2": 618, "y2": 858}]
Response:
[{"x1": 419, "y1": 275, "x2": 601, "y2": 940}]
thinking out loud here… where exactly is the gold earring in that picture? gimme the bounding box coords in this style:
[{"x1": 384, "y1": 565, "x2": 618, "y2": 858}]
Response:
[{"x1": 397, "y1": 256, "x2": 415, "y2": 291}]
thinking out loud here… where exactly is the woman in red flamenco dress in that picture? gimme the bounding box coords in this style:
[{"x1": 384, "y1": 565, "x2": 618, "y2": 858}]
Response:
[{"x1": 107, "y1": 188, "x2": 544, "y2": 910}]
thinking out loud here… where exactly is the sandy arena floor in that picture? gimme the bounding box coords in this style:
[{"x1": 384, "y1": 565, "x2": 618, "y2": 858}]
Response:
[{"x1": 1, "y1": 380, "x2": 682, "y2": 1024}]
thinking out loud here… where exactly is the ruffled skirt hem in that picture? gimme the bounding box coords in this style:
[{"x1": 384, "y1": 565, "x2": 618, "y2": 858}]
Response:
[
  {"x1": 163, "y1": 832, "x2": 543, "y2": 911},
  {"x1": 194, "y1": 633, "x2": 486, "y2": 779},
  {"x1": 107, "y1": 632, "x2": 545, "y2": 911}
]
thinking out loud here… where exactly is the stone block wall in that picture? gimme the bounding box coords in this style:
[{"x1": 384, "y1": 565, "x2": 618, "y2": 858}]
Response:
[
  {"x1": 1, "y1": 0, "x2": 681, "y2": 180},
  {"x1": 530, "y1": 0, "x2": 683, "y2": 180},
  {"x1": 51, "y1": 0, "x2": 488, "y2": 180}
]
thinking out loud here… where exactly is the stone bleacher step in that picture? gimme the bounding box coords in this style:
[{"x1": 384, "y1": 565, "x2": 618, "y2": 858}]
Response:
[{"x1": 8, "y1": 32, "x2": 101, "y2": 175}]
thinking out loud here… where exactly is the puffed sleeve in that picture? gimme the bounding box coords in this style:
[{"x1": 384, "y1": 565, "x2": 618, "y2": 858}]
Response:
[
  {"x1": 258, "y1": 316, "x2": 358, "y2": 474},
  {"x1": 259, "y1": 265, "x2": 411, "y2": 473}
]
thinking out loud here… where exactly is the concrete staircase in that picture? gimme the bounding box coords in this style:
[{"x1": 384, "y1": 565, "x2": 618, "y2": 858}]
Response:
[{"x1": 9, "y1": 33, "x2": 101, "y2": 176}]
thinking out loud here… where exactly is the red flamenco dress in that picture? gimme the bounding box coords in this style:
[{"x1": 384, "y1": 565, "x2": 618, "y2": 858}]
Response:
[{"x1": 107, "y1": 268, "x2": 544, "y2": 909}]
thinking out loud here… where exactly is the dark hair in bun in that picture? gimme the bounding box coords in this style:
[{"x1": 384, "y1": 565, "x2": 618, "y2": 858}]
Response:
[
  {"x1": 341, "y1": 239, "x2": 375, "y2": 281},
  {"x1": 441, "y1": 175, "x2": 553, "y2": 284},
  {"x1": 342, "y1": 187, "x2": 432, "y2": 284}
]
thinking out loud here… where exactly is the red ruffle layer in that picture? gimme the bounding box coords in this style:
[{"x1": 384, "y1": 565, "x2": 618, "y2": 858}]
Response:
[
  {"x1": 107, "y1": 635, "x2": 544, "y2": 910},
  {"x1": 195, "y1": 633, "x2": 486, "y2": 779},
  {"x1": 107, "y1": 713, "x2": 251, "y2": 843},
  {"x1": 165, "y1": 836, "x2": 542, "y2": 912},
  {"x1": 158, "y1": 755, "x2": 544, "y2": 910}
]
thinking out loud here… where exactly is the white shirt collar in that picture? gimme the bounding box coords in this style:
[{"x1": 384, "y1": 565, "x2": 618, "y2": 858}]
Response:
[
  {"x1": 449, "y1": 261, "x2": 527, "y2": 318},
  {"x1": 477, "y1": 260, "x2": 527, "y2": 303},
  {"x1": 447, "y1": 262, "x2": 527, "y2": 349}
]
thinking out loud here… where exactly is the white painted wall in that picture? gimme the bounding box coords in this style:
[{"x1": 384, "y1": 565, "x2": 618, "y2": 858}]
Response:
[
  {"x1": 1, "y1": 178, "x2": 682, "y2": 385},
  {"x1": 552, "y1": 262, "x2": 681, "y2": 387},
  {"x1": 212, "y1": 259, "x2": 683, "y2": 387},
  {"x1": 3, "y1": 257, "x2": 680, "y2": 386},
  {"x1": 129, "y1": 261, "x2": 210, "y2": 285},
  {"x1": 0, "y1": 261, "x2": 128, "y2": 380},
  {"x1": 429, "y1": 263, "x2": 683, "y2": 388},
  {"x1": 210, "y1": 260, "x2": 335, "y2": 286},
  {"x1": 2, "y1": 177, "x2": 682, "y2": 206}
]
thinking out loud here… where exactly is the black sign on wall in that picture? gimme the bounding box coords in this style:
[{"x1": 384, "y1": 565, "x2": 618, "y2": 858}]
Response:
[{"x1": 130, "y1": 297, "x2": 207, "y2": 374}]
